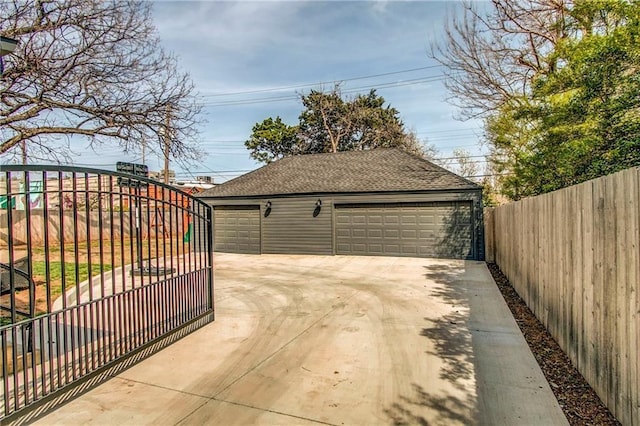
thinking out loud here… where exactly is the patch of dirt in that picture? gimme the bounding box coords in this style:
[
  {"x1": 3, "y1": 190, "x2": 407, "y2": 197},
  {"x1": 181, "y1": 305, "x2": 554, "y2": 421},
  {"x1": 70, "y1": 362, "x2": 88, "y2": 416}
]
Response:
[{"x1": 487, "y1": 263, "x2": 620, "y2": 426}]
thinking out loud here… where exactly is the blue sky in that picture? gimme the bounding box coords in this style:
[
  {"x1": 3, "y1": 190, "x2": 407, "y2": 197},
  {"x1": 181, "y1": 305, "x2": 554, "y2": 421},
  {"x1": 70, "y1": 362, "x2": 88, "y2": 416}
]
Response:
[
  {"x1": 149, "y1": 0, "x2": 487, "y2": 183},
  {"x1": 4, "y1": 1, "x2": 488, "y2": 182}
]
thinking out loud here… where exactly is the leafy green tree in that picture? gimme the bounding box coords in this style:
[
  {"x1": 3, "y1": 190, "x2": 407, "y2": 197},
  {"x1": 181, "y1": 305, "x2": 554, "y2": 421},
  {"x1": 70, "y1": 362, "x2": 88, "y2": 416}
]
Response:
[
  {"x1": 245, "y1": 87, "x2": 426, "y2": 163},
  {"x1": 298, "y1": 88, "x2": 354, "y2": 153},
  {"x1": 438, "y1": 0, "x2": 640, "y2": 199},
  {"x1": 245, "y1": 117, "x2": 299, "y2": 164},
  {"x1": 527, "y1": 0, "x2": 640, "y2": 189},
  {"x1": 485, "y1": 100, "x2": 542, "y2": 200}
]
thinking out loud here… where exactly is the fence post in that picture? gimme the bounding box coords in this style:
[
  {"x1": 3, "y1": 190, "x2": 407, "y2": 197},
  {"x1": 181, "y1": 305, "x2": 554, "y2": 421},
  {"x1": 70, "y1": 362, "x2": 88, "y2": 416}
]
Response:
[{"x1": 484, "y1": 207, "x2": 495, "y2": 263}]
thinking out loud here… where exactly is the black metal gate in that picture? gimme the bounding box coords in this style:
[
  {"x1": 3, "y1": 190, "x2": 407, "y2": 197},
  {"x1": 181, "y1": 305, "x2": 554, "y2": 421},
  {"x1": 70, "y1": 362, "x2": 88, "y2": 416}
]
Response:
[{"x1": 0, "y1": 165, "x2": 214, "y2": 422}]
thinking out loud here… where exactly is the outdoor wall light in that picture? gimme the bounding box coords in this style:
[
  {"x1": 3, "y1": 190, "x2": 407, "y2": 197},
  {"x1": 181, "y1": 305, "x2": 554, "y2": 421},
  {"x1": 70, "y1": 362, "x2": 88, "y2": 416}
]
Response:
[
  {"x1": 313, "y1": 199, "x2": 322, "y2": 218},
  {"x1": 265, "y1": 201, "x2": 272, "y2": 208},
  {"x1": 264, "y1": 200, "x2": 272, "y2": 217}
]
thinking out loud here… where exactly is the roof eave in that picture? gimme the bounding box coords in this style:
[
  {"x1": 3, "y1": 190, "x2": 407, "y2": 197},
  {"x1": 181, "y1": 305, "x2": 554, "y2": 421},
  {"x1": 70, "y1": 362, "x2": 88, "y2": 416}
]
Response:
[{"x1": 197, "y1": 186, "x2": 482, "y2": 200}]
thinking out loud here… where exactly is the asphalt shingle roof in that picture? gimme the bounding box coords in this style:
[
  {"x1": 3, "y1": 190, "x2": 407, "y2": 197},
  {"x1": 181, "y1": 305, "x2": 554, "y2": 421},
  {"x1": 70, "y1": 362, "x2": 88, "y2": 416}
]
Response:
[{"x1": 199, "y1": 148, "x2": 480, "y2": 198}]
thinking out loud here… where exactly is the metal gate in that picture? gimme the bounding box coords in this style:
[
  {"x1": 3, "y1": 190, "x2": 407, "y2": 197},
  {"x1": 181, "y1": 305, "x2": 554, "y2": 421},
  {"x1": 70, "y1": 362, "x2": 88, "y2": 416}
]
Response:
[{"x1": 0, "y1": 165, "x2": 214, "y2": 422}]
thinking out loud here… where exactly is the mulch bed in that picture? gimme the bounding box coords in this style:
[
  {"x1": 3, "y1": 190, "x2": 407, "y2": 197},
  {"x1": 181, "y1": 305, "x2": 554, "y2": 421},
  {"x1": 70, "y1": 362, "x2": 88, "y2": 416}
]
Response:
[{"x1": 486, "y1": 263, "x2": 620, "y2": 426}]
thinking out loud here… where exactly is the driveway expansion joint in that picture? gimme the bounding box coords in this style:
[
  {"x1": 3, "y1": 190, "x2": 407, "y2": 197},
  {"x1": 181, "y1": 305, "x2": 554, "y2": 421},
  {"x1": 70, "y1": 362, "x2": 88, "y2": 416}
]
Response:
[{"x1": 202, "y1": 398, "x2": 338, "y2": 426}]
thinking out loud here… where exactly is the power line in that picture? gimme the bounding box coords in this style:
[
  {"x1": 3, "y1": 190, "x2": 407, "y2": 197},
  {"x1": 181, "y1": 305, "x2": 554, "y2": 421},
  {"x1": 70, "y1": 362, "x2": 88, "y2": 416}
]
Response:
[
  {"x1": 200, "y1": 65, "x2": 443, "y2": 98},
  {"x1": 202, "y1": 75, "x2": 448, "y2": 107},
  {"x1": 465, "y1": 173, "x2": 514, "y2": 178},
  {"x1": 437, "y1": 154, "x2": 487, "y2": 160},
  {"x1": 418, "y1": 127, "x2": 482, "y2": 135},
  {"x1": 196, "y1": 131, "x2": 483, "y2": 144}
]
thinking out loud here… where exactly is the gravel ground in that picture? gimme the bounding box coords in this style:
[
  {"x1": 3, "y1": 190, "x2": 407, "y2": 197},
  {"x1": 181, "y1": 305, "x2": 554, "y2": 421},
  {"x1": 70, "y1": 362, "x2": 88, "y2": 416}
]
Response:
[{"x1": 487, "y1": 263, "x2": 621, "y2": 426}]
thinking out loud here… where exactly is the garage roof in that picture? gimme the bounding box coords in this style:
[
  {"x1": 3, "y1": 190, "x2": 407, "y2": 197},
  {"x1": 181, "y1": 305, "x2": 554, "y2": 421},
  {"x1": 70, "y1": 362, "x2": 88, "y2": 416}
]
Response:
[{"x1": 199, "y1": 148, "x2": 480, "y2": 197}]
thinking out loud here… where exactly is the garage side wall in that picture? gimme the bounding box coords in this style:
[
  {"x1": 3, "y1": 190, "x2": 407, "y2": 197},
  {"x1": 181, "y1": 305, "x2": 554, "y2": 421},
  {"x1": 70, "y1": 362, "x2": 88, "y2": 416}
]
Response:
[{"x1": 262, "y1": 196, "x2": 332, "y2": 255}]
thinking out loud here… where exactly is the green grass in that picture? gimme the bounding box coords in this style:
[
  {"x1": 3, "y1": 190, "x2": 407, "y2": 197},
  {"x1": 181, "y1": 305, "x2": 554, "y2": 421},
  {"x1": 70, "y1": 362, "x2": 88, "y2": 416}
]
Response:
[
  {"x1": 31, "y1": 261, "x2": 113, "y2": 299},
  {"x1": 32, "y1": 261, "x2": 112, "y2": 283},
  {"x1": 1, "y1": 261, "x2": 114, "y2": 324}
]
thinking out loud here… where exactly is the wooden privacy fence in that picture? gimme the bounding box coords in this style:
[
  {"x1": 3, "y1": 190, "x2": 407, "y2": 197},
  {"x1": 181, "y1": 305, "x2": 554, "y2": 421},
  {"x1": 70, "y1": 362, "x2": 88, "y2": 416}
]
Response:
[{"x1": 485, "y1": 167, "x2": 639, "y2": 426}]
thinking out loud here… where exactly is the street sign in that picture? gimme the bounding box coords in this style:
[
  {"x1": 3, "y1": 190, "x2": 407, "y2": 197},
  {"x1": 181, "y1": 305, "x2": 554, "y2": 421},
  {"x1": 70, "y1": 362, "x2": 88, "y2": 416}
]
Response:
[
  {"x1": 116, "y1": 161, "x2": 149, "y2": 188},
  {"x1": 116, "y1": 161, "x2": 148, "y2": 176}
]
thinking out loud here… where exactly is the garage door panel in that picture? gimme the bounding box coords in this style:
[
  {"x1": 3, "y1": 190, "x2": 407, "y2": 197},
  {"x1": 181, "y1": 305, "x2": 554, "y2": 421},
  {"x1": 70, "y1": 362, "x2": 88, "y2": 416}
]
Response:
[
  {"x1": 418, "y1": 215, "x2": 435, "y2": 225},
  {"x1": 367, "y1": 229, "x2": 382, "y2": 239},
  {"x1": 351, "y1": 215, "x2": 366, "y2": 224},
  {"x1": 401, "y1": 229, "x2": 417, "y2": 239},
  {"x1": 402, "y1": 245, "x2": 418, "y2": 255},
  {"x1": 384, "y1": 215, "x2": 399, "y2": 225},
  {"x1": 456, "y1": 214, "x2": 472, "y2": 224},
  {"x1": 401, "y1": 215, "x2": 417, "y2": 225},
  {"x1": 336, "y1": 216, "x2": 350, "y2": 225},
  {"x1": 384, "y1": 229, "x2": 400, "y2": 238},
  {"x1": 351, "y1": 243, "x2": 366, "y2": 252},
  {"x1": 336, "y1": 229, "x2": 350, "y2": 238},
  {"x1": 352, "y1": 229, "x2": 366, "y2": 238},
  {"x1": 336, "y1": 243, "x2": 351, "y2": 252},
  {"x1": 419, "y1": 230, "x2": 433, "y2": 239},
  {"x1": 368, "y1": 244, "x2": 383, "y2": 254},
  {"x1": 368, "y1": 215, "x2": 383, "y2": 225},
  {"x1": 335, "y1": 202, "x2": 474, "y2": 259},
  {"x1": 383, "y1": 244, "x2": 401, "y2": 254}
]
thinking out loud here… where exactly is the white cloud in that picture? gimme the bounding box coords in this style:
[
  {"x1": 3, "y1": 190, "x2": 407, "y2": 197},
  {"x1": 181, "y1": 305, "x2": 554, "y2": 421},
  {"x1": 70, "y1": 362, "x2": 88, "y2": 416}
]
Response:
[
  {"x1": 154, "y1": 2, "x2": 308, "y2": 53},
  {"x1": 146, "y1": 1, "x2": 481, "y2": 178}
]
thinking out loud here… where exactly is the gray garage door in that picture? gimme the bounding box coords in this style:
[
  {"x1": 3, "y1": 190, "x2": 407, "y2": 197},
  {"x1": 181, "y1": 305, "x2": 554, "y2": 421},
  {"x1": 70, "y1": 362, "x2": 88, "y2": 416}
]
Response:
[
  {"x1": 335, "y1": 202, "x2": 473, "y2": 259},
  {"x1": 213, "y1": 206, "x2": 261, "y2": 254}
]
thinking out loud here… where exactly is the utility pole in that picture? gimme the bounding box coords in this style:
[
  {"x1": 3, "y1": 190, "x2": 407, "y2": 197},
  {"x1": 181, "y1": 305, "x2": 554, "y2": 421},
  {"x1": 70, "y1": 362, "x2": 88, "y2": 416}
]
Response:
[
  {"x1": 20, "y1": 140, "x2": 26, "y2": 165},
  {"x1": 163, "y1": 105, "x2": 171, "y2": 184},
  {"x1": 141, "y1": 135, "x2": 146, "y2": 165}
]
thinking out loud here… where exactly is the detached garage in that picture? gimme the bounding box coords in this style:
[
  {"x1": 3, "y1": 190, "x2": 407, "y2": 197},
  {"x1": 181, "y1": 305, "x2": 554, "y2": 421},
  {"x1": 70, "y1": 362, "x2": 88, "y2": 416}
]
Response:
[{"x1": 198, "y1": 148, "x2": 484, "y2": 260}]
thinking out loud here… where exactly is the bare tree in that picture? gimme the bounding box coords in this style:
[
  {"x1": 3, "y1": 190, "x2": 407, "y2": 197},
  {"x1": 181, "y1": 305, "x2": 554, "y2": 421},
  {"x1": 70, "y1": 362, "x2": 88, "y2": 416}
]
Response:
[
  {"x1": 449, "y1": 148, "x2": 480, "y2": 180},
  {"x1": 399, "y1": 131, "x2": 428, "y2": 159},
  {"x1": 0, "y1": 0, "x2": 202, "y2": 164},
  {"x1": 431, "y1": 0, "x2": 570, "y2": 119}
]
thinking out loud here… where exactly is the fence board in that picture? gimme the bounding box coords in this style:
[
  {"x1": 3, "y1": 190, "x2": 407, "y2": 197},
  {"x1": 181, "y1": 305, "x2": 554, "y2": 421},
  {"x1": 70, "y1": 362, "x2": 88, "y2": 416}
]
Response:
[
  {"x1": 627, "y1": 169, "x2": 640, "y2": 426},
  {"x1": 611, "y1": 174, "x2": 629, "y2": 411},
  {"x1": 602, "y1": 175, "x2": 615, "y2": 413},
  {"x1": 486, "y1": 168, "x2": 639, "y2": 426}
]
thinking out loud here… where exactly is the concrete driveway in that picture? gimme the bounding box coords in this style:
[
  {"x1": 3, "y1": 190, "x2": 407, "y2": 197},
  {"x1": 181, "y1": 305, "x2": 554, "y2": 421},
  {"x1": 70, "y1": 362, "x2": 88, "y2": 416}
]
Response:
[{"x1": 34, "y1": 254, "x2": 567, "y2": 425}]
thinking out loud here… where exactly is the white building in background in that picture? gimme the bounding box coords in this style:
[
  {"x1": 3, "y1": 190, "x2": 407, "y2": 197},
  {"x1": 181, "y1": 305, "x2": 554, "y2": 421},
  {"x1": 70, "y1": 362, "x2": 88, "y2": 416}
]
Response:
[{"x1": 172, "y1": 176, "x2": 215, "y2": 194}]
